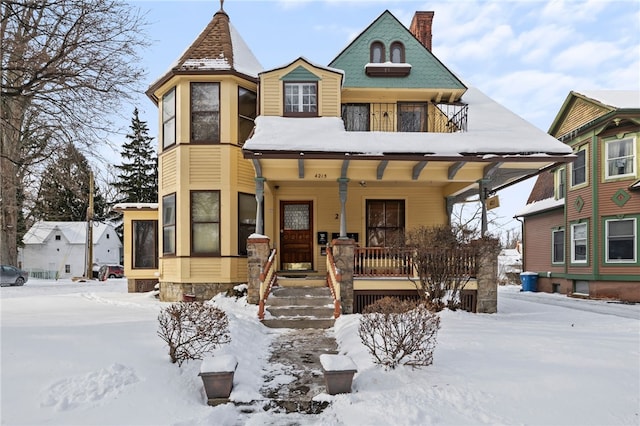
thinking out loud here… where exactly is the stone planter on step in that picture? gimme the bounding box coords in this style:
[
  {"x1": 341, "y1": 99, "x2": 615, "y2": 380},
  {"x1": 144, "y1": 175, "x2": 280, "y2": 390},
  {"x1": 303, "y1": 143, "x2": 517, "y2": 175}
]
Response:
[
  {"x1": 320, "y1": 354, "x2": 357, "y2": 395},
  {"x1": 199, "y1": 354, "x2": 237, "y2": 406}
]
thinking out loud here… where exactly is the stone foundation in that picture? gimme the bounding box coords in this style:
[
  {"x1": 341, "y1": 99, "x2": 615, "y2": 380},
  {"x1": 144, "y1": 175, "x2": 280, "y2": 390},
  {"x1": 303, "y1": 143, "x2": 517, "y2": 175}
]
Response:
[
  {"x1": 127, "y1": 278, "x2": 159, "y2": 293},
  {"x1": 159, "y1": 281, "x2": 239, "y2": 302}
]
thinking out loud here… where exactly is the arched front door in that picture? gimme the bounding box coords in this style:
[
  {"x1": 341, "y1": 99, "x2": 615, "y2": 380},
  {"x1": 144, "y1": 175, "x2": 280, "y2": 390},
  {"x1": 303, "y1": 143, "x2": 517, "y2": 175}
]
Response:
[{"x1": 280, "y1": 200, "x2": 313, "y2": 271}]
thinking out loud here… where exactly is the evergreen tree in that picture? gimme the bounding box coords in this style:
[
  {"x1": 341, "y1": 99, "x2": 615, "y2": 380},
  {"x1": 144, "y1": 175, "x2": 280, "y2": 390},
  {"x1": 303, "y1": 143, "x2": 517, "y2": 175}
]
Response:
[
  {"x1": 113, "y1": 108, "x2": 158, "y2": 204},
  {"x1": 33, "y1": 143, "x2": 106, "y2": 221}
]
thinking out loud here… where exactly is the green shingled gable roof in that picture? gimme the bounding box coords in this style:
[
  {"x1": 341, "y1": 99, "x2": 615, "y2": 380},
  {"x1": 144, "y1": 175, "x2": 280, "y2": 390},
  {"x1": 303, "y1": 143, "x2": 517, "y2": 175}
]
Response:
[{"x1": 328, "y1": 10, "x2": 465, "y2": 90}]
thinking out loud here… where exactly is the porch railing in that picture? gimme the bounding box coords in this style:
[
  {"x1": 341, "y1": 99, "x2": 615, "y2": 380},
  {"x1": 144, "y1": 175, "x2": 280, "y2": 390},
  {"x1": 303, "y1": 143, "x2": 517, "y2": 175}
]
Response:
[
  {"x1": 325, "y1": 246, "x2": 342, "y2": 318},
  {"x1": 258, "y1": 248, "x2": 277, "y2": 320},
  {"x1": 354, "y1": 247, "x2": 477, "y2": 278},
  {"x1": 354, "y1": 247, "x2": 414, "y2": 277}
]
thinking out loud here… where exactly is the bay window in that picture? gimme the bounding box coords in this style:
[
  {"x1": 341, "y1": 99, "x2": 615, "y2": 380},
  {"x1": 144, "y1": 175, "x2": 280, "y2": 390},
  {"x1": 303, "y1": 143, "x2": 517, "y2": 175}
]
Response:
[
  {"x1": 162, "y1": 87, "x2": 176, "y2": 149},
  {"x1": 191, "y1": 82, "x2": 220, "y2": 142},
  {"x1": 191, "y1": 191, "x2": 220, "y2": 255},
  {"x1": 162, "y1": 193, "x2": 176, "y2": 255}
]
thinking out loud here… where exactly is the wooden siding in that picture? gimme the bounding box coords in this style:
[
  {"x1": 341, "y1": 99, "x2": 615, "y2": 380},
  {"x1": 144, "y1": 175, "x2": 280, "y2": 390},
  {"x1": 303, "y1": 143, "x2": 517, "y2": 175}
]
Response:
[
  {"x1": 554, "y1": 98, "x2": 608, "y2": 138},
  {"x1": 160, "y1": 150, "x2": 177, "y2": 191},
  {"x1": 236, "y1": 149, "x2": 255, "y2": 188},
  {"x1": 523, "y1": 209, "x2": 565, "y2": 272},
  {"x1": 189, "y1": 146, "x2": 222, "y2": 184},
  {"x1": 259, "y1": 59, "x2": 342, "y2": 118}
]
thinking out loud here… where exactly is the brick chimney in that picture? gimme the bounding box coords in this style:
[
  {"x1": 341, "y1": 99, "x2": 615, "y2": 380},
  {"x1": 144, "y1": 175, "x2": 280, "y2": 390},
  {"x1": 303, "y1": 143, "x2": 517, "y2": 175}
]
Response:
[{"x1": 410, "y1": 11, "x2": 434, "y2": 52}]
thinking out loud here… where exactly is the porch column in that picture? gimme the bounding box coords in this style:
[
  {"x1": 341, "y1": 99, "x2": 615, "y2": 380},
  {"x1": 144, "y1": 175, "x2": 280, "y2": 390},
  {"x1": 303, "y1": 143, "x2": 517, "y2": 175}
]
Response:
[
  {"x1": 254, "y1": 177, "x2": 265, "y2": 235},
  {"x1": 332, "y1": 238, "x2": 355, "y2": 314},
  {"x1": 479, "y1": 179, "x2": 488, "y2": 236},
  {"x1": 338, "y1": 177, "x2": 349, "y2": 238},
  {"x1": 476, "y1": 238, "x2": 500, "y2": 313},
  {"x1": 246, "y1": 235, "x2": 270, "y2": 305}
]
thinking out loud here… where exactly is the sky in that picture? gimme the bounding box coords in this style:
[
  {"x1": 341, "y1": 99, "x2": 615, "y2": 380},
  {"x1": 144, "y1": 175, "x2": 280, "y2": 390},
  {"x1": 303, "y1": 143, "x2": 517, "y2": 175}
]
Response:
[
  {"x1": 1, "y1": 278, "x2": 638, "y2": 425},
  {"x1": 113, "y1": 0, "x2": 640, "y2": 238}
]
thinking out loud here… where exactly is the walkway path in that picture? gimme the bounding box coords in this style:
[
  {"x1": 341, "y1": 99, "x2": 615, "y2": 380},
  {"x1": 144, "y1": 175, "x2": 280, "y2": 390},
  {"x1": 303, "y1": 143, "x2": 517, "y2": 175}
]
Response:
[{"x1": 259, "y1": 328, "x2": 338, "y2": 414}]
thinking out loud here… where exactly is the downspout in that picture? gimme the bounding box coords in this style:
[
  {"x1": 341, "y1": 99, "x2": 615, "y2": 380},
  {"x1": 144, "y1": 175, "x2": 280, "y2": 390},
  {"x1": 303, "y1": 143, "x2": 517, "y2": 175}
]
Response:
[
  {"x1": 338, "y1": 159, "x2": 350, "y2": 238},
  {"x1": 338, "y1": 178, "x2": 349, "y2": 238},
  {"x1": 252, "y1": 159, "x2": 265, "y2": 235}
]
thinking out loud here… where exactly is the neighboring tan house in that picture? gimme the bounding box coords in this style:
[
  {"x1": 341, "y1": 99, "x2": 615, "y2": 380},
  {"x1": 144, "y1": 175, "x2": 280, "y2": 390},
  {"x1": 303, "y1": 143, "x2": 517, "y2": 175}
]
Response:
[
  {"x1": 19, "y1": 221, "x2": 122, "y2": 279},
  {"x1": 517, "y1": 91, "x2": 640, "y2": 302},
  {"x1": 118, "y1": 6, "x2": 573, "y2": 313}
]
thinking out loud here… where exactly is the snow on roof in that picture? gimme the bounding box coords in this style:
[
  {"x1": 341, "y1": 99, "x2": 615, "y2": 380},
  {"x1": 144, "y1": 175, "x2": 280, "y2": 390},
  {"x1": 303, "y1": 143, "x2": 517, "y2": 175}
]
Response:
[
  {"x1": 516, "y1": 196, "x2": 564, "y2": 217},
  {"x1": 575, "y1": 90, "x2": 640, "y2": 109},
  {"x1": 22, "y1": 221, "x2": 116, "y2": 245},
  {"x1": 228, "y1": 22, "x2": 264, "y2": 78},
  {"x1": 261, "y1": 56, "x2": 344, "y2": 78},
  {"x1": 113, "y1": 202, "x2": 159, "y2": 210},
  {"x1": 244, "y1": 87, "x2": 573, "y2": 156}
]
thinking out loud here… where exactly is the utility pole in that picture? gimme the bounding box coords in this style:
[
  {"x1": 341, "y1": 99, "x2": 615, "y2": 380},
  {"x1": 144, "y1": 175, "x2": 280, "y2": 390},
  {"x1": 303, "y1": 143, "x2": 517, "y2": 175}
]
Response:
[{"x1": 85, "y1": 171, "x2": 94, "y2": 279}]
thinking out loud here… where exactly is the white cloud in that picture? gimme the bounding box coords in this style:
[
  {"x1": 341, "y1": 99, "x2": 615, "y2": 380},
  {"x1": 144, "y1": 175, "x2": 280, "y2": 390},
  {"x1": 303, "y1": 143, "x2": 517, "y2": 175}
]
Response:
[
  {"x1": 551, "y1": 41, "x2": 623, "y2": 71},
  {"x1": 540, "y1": 0, "x2": 608, "y2": 23}
]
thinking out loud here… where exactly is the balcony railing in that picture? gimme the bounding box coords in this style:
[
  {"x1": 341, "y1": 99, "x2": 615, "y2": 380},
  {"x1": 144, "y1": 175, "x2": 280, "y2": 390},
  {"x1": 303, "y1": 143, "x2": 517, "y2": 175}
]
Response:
[{"x1": 342, "y1": 102, "x2": 468, "y2": 134}]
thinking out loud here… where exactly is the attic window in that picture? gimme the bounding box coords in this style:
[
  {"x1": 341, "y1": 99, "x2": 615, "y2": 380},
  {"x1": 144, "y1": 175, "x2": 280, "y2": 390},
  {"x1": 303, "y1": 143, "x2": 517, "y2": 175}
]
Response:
[
  {"x1": 370, "y1": 41, "x2": 385, "y2": 63},
  {"x1": 284, "y1": 82, "x2": 317, "y2": 117},
  {"x1": 390, "y1": 42, "x2": 405, "y2": 63},
  {"x1": 55, "y1": 235, "x2": 61, "y2": 241},
  {"x1": 106, "y1": 233, "x2": 110, "y2": 239}
]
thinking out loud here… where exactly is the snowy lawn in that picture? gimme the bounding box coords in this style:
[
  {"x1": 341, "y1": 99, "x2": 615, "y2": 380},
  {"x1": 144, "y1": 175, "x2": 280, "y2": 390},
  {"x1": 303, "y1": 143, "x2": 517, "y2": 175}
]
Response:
[{"x1": 1, "y1": 279, "x2": 638, "y2": 425}]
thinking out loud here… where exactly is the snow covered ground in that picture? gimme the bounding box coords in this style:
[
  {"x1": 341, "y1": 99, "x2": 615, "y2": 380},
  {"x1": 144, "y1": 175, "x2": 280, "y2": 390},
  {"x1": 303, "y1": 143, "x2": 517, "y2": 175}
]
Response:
[{"x1": 1, "y1": 278, "x2": 638, "y2": 425}]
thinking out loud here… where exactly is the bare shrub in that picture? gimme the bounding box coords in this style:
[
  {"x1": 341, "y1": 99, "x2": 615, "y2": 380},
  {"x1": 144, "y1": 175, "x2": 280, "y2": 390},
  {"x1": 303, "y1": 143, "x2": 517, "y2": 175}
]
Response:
[
  {"x1": 406, "y1": 225, "x2": 476, "y2": 311},
  {"x1": 157, "y1": 302, "x2": 230, "y2": 366},
  {"x1": 358, "y1": 297, "x2": 440, "y2": 370}
]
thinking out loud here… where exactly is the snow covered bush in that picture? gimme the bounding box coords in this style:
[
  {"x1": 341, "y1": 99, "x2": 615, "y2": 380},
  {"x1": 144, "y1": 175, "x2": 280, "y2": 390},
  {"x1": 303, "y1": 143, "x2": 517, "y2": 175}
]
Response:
[
  {"x1": 358, "y1": 297, "x2": 440, "y2": 370},
  {"x1": 157, "y1": 302, "x2": 230, "y2": 366}
]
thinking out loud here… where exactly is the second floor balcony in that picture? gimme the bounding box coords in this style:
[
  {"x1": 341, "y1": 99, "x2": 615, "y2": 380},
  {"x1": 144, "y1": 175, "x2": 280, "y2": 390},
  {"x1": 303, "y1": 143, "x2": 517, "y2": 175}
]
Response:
[{"x1": 342, "y1": 102, "x2": 468, "y2": 134}]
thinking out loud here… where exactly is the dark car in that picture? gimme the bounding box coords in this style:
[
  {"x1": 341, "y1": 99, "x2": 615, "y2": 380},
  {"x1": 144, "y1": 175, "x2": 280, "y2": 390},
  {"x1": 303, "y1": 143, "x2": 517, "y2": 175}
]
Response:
[
  {"x1": 0, "y1": 265, "x2": 29, "y2": 286},
  {"x1": 98, "y1": 264, "x2": 124, "y2": 280}
]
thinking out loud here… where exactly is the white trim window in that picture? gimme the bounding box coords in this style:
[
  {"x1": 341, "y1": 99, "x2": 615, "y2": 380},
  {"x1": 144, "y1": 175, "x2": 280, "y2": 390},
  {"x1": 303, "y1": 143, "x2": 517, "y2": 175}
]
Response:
[
  {"x1": 552, "y1": 229, "x2": 565, "y2": 264},
  {"x1": 605, "y1": 218, "x2": 636, "y2": 263},
  {"x1": 555, "y1": 167, "x2": 565, "y2": 199},
  {"x1": 284, "y1": 82, "x2": 317, "y2": 114},
  {"x1": 571, "y1": 222, "x2": 588, "y2": 263},
  {"x1": 605, "y1": 137, "x2": 635, "y2": 179},
  {"x1": 162, "y1": 87, "x2": 176, "y2": 149},
  {"x1": 571, "y1": 147, "x2": 587, "y2": 187}
]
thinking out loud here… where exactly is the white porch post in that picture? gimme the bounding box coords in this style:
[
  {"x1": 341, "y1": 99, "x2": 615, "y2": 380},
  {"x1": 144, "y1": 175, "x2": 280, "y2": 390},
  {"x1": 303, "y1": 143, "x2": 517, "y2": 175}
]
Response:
[{"x1": 338, "y1": 177, "x2": 349, "y2": 238}]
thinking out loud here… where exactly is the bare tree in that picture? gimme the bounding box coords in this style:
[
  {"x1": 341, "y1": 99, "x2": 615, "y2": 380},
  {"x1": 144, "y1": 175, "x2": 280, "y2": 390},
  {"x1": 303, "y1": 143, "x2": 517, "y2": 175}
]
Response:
[{"x1": 1, "y1": 0, "x2": 149, "y2": 264}]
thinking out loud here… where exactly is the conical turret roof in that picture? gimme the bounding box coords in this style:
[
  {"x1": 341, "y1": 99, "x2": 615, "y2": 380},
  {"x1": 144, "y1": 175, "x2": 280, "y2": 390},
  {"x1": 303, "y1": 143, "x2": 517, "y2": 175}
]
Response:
[{"x1": 147, "y1": 5, "x2": 262, "y2": 102}]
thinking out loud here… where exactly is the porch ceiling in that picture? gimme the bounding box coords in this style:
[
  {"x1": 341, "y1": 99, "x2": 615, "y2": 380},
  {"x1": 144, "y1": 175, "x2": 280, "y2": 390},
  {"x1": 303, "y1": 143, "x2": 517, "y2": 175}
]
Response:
[{"x1": 252, "y1": 157, "x2": 557, "y2": 198}]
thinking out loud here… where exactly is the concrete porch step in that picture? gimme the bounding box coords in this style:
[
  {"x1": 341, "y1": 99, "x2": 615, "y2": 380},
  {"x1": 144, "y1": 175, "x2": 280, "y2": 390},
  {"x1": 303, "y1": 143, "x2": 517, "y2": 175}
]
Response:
[
  {"x1": 261, "y1": 317, "x2": 335, "y2": 329},
  {"x1": 276, "y1": 276, "x2": 327, "y2": 287},
  {"x1": 264, "y1": 285, "x2": 336, "y2": 329}
]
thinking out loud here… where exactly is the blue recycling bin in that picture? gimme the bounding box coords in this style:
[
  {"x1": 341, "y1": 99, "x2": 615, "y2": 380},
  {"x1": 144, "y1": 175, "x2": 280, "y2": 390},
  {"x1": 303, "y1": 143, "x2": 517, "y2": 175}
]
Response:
[{"x1": 520, "y1": 272, "x2": 538, "y2": 292}]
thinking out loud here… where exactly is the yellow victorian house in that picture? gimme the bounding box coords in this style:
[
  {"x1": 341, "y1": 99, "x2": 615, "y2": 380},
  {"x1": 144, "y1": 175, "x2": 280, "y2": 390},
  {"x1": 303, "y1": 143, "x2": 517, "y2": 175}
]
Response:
[{"x1": 118, "y1": 6, "x2": 573, "y2": 314}]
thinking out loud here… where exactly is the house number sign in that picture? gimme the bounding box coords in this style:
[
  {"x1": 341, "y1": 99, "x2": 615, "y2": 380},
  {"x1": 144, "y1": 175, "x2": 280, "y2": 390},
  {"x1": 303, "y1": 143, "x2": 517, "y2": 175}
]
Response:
[{"x1": 314, "y1": 173, "x2": 328, "y2": 179}]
